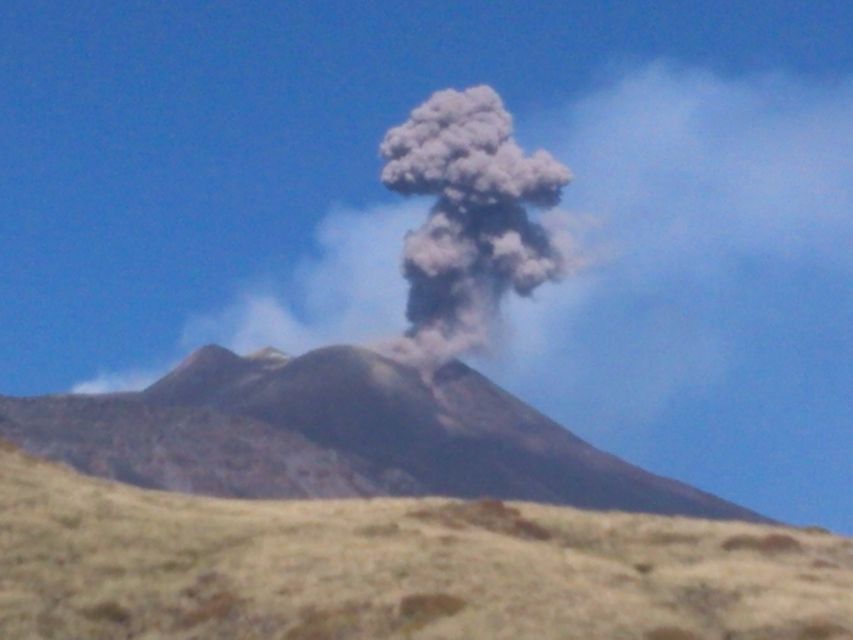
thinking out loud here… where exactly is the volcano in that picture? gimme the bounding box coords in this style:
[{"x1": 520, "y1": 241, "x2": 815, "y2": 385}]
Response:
[{"x1": 0, "y1": 344, "x2": 768, "y2": 522}]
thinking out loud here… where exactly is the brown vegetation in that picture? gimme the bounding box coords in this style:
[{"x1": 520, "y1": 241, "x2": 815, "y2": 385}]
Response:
[
  {"x1": 797, "y1": 621, "x2": 853, "y2": 640},
  {"x1": 398, "y1": 592, "x2": 467, "y2": 630},
  {"x1": 356, "y1": 522, "x2": 401, "y2": 537},
  {"x1": 408, "y1": 498, "x2": 553, "y2": 541},
  {"x1": 722, "y1": 533, "x2": 804, "y2": 553},
  {"x1": 801, "y1": 526, "x2": 833, "y2": 535},
  {"x1": 286, "y1": 602, "x2": 392, "y2": 640},
  {"x1": 80, "y1": 601, "x2": 131, "y2": 625},
  {"x1": 645, "y1": 627, "x2": 701, "y2": 640},
  {"x1": 179, "y1": 591, "x2": 241, "y2": 629},
  {"x1": 796, "y1": 621, "x2": 851, "y2": 639}
]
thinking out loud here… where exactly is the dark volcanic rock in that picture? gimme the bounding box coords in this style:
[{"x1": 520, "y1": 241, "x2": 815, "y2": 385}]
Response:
[
  {"x1": 0, "y1": 393, "x2": 422, "y2": 498},
  {"x1": 141, "y1": 344, "x2": 768, "y2": 522},
  {"x1": 0, "y1": 344, "x2": 770, "y2": 522}
]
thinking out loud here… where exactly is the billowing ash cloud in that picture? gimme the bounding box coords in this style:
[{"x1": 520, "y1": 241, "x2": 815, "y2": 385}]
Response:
[{"x1": 379, "y1": 85, "x2": 578, "y2": 367}]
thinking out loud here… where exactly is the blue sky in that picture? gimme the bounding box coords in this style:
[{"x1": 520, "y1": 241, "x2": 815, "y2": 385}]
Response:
[{"x1": 1, "y1": 2, "x2": 851, "y2": 531}]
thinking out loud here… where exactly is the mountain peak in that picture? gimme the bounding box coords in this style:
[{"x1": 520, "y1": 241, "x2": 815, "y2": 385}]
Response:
[
  {"x1": 176, "y1": 344, "x2": 241, "y2": 371},
  {"x1": 143, "y1": 344, "x2": 248, "y2": 404}
]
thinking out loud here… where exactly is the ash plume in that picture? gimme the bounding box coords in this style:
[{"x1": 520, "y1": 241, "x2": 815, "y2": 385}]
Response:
[{"x1": 379, "y1": 85, "x2": 577, "y2": 367}]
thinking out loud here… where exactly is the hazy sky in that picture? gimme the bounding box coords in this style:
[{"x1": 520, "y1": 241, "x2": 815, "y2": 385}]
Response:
[{"x1": 1, "y1": 2, "x2": 851, "y2": 532}]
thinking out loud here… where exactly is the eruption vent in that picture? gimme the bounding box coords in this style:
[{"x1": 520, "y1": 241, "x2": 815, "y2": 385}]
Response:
[{"x1": 380, "y1": 85, "x2": 577, "y2": 366}]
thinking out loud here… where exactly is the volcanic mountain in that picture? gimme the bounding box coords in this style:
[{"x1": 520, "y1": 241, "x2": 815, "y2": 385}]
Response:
[{"x1": 0, "y1": 344, "x2": 768, "y2": 522}]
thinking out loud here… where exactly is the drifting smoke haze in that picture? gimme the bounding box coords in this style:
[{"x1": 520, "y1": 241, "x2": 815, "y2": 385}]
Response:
[{"x1": 378, "y1": 86, "x2": 580, "y2": 367}]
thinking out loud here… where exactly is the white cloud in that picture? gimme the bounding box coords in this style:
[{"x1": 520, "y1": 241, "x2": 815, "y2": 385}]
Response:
[
  {"x1": 487, "y1": 62, "x2": 853, "y2": 446},
  {"x1": 71, "y1": 367, "x2": 164, "y2": 394},
  {"x1": 178, "y1": 200, "x2": 426, "y2": 355}
]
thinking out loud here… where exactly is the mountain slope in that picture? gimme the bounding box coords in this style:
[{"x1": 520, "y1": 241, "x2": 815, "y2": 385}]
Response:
[
  {"x1": 1, "y1": 440, "x2": 850, "y2": 640},
  {"x1": 0, "y1": 343, "x2": 772, "y2": 521},
  {"x1": 0, "y1": 393, "x2": 422, "y2": 498},
  {"x1": 142, "y1": 344, "x2": 767, "y2": 522}
]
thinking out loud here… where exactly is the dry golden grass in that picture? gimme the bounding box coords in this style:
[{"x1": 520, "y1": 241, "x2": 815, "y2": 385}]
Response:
[{"x1": 0, "y1": 442, "x2": 851, "y2": 639}]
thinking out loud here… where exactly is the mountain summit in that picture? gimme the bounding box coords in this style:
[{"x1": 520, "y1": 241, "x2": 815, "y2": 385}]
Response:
[{"x1": 0, "y1": 344, "x2": 768, "y2": 522}]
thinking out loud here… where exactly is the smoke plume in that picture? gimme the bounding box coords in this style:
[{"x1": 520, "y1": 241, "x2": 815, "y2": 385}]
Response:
[{"x1": 379, "y1": 85, "x2": 577, "y2": 367}]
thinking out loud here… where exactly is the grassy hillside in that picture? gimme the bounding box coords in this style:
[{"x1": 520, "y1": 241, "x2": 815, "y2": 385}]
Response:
[{"x1": 0, "y1": 440, "x2": 850, "y2": 639}]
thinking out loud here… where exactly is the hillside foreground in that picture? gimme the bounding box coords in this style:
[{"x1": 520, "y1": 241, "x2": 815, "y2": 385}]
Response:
[{"x1": 1, "y1": 441, "x2": 850, "y2": 639}]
